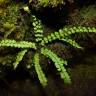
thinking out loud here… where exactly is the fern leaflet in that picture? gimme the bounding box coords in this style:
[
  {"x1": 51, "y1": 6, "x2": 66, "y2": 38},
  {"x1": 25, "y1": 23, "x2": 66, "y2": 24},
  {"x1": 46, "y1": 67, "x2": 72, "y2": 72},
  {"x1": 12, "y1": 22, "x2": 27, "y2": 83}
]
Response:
[
  {"x1": 0, "y1": 39, "x2": 36, "y2": 49},
  {"x1": 34, "y1": 53, "x2": 47, "y2": 86},
  {"x1": 13, "y1": 49, "x2": 28, "y2": 69},
  {"x1": 41, "y1": 48, "x2": 71, "y2": 83}
]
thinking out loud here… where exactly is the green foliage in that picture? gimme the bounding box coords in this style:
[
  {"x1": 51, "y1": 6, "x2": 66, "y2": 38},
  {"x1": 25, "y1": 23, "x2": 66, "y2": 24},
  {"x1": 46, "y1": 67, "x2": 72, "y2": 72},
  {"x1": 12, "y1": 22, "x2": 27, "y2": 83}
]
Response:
[
  {"x1": 34, "y1": 53, "x2": 47, "y2": 86},
  {"x1": 80, "y1": 5, "x2": 96, "y2": 26},
  {"x1": 0, "y1": 4, "x2": 19, "y2": 29},
  {"x1": 32, "y1": 15, "x2": 43, "y2": 42},
  {"x1": 41, "y1": 48, "x2": 71, "y2": 83},
  {"x1": 29, "y1": 0, "x2": 65, "y2": 7},
  {"x1": 13, "y1": 49, "x2": 28, "y2": 69},
  {"x1": 0, "y1": 0, "x2": 10, "y2": 4},
  {"x1": 41, "y1": 26, "x2": 96, "y2": 48},
  {"x1": 61, "y1": 39, "x2": 82, "y2": 49},
  {"x1": 0, "y1": 3, "x2": 18, "y2": 38},
  {"x1": 0, "y1": 39, "x2": 36, "y2": 49},
  {"x1": 0, "y1": 3, "x2": 28, "y2": 40},
  {"x1": 0, "y1": 12, "x2": 96, "y2": 86}
]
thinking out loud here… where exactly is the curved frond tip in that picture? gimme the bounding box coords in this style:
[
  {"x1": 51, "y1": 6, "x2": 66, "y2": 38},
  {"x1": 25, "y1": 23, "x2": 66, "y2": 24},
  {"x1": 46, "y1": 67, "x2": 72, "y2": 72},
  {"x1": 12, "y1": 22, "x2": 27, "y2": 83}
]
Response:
[
  {"x1": 61, "y1": 38, "x2": 83, "y2": 49},
  {"x1": 13, "y1": 49, "x2": 28, "y2": 69}
]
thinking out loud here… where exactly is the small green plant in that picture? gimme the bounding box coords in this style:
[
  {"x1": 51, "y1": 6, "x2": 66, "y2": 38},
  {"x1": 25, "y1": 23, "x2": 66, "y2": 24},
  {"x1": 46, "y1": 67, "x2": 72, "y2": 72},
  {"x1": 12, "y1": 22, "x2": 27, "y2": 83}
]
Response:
[
  {"x1": 29, "y1": 0, "x2": 65, "y2": 7},
  {"x1": 0, "y1": 14, "x2": 96, "y2": 86}
]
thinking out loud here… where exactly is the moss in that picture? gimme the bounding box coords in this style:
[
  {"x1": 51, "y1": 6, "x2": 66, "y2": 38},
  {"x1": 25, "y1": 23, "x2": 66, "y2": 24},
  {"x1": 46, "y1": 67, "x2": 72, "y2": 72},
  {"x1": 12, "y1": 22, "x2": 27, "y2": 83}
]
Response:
[
  {"x1": 38, "y1": 0, "x2": 65, "y2": 7},
  {"x1": 80, "y1": 5, "x2": 96, "y2": 26},
  {"x1": 69, "y1": 5, "x2": 96, "y2": 26},
  {"x1": 0, "y1": 0, "x2": 10, "y2": 4},
  {"x1": 0, "y1": 3, "x2": 19, "y2": 38},
  {"x1": 29, "y1": 0, "x2": 65, "y2": 8},
  {"x1": 0, "y1": 2, "x2": 30, "y2": 40}
]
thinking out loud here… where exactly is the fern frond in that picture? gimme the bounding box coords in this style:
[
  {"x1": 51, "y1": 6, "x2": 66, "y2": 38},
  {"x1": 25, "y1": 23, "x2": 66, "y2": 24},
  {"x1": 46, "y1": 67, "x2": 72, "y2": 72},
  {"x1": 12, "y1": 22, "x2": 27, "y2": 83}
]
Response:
[
  {"x1": 41, "y1": 36, "x2": 82, "y2": 49},
  {"x1": 34, "y1": 53, "x2": 47, "y2": 86},
  {"x1": 61, "y1": 38, "x2": 82, "y2": 49},
  {"x1": 41, "y1": 48, "x2": 71, "y2": 84},
  {"x1": 13, "y1": 49, "x2": 28, "y2": 69},
  {"x1": 32, "y1": 15, "x2": 43, "y2": 42},
  {"x1": 41, "y1": 32, "x2": 61, "y2": 45},
  {"x1": 41, "y1": 26, "x2": 96, "y2": 45},
  {"x1": 62, "y1": 26, "x2": 96, "y2": 36},
  {"x1": 0, "y1": 39, "x2": 36, "y2": 49}
]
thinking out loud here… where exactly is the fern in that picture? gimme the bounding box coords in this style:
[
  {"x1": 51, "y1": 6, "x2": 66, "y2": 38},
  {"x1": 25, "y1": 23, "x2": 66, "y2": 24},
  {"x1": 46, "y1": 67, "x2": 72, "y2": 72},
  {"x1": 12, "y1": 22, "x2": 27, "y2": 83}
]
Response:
[
  {"x1": 0, "y1": 13, "x2": 96, "y2": 86},
  {"x1": 32, "y1": 15, "x2": 43, "y2": 42},
  {"x1": 41, "y1": 47, "x2": 71, "y2": 83},
  {"x1": 13, "y1": 49, "x2": 28, "y2": 69},
  {"x1": 61, "y1": 39, "x2": 82, "y2": 49},
  {"x1": 0, "y1": 39, "x2": 36, "y2": 49},
  {"x1": 34, "y1": 53, "x2": 47, "y2": 86},
  {"x1": 41, "y1": 26, "x2": 96, "y2": 46}
]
